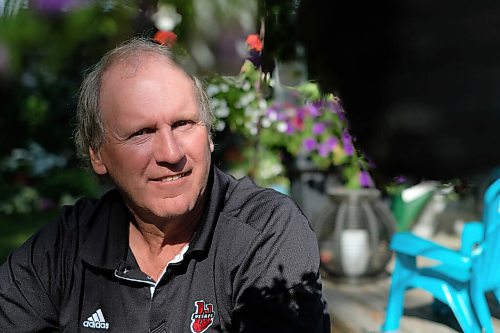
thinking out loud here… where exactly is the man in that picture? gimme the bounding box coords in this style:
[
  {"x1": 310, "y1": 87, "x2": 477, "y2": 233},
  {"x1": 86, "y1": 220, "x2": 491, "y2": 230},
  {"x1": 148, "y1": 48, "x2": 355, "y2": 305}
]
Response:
[{"x1": 0, "y1": 37, "x2": 330, "y2": 332}]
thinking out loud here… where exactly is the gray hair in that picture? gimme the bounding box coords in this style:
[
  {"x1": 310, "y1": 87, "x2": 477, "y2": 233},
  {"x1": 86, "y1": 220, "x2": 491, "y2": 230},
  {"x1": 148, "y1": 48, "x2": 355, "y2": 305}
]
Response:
[{"x1": 74, "y1": 37, "x2": 214, "y2": 162}]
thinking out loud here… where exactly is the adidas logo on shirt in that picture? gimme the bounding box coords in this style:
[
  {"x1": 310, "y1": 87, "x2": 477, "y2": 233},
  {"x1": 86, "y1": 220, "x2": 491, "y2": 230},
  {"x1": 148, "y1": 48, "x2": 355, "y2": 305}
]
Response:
[{"x1": 82, "y1": 308, "x2": 110, "y2": 330}]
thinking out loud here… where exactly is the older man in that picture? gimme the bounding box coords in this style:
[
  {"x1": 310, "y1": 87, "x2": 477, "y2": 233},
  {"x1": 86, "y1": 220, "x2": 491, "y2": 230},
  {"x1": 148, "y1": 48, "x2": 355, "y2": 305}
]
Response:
[{"x1": 0, "y1": 38, "x2": 330, "y2": 332}]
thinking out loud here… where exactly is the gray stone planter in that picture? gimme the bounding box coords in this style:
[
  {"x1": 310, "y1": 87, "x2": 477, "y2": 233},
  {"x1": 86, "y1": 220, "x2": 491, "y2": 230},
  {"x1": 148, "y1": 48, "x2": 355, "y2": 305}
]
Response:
[{"x1": 312, "y1": 187, "x2": 396, "y2": 279}]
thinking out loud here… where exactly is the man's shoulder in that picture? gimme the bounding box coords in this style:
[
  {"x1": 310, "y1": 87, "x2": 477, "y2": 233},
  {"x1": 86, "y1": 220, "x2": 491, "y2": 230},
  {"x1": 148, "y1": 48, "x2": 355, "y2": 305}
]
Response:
[
  {"x1": 57, "y1": 189, "x2": 119, "y2": 230},
  {"x1": 32, "y1": 189, "x2": 121, "y2": 248},
  {"x1": 220, "y1": 172, "x2": 309, "y2": 233},
  {"x1": 227, "y1": 177, "x2": 298, "y2": 210}
]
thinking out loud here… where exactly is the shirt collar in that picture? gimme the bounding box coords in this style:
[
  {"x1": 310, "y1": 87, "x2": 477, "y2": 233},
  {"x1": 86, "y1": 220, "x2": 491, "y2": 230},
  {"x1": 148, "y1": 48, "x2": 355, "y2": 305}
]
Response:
[
  {"x1": 80, "y1": 189, "x2": 130, "y2": 269},
  {"x1": 185, "y1": 165, "x2": 230, "y2": 256}
]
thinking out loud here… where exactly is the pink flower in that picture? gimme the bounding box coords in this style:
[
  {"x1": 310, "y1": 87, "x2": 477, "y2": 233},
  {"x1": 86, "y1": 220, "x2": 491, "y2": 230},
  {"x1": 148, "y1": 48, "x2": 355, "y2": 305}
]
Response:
[{"x1": 291, "y1": 115, "x2": 304, "y2": 131}]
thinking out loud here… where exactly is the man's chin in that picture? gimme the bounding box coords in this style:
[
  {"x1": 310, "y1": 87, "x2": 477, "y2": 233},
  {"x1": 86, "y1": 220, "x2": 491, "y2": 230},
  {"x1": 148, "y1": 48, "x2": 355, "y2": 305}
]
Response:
[{"x1": 145, "y1": 202, "x2": 196, "y2": 221}]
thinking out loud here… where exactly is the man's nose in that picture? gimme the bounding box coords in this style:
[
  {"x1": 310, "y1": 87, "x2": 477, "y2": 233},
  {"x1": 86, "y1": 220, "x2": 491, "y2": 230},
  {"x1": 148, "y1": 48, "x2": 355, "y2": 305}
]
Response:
[{"x1": 154, "y1": 128, "x2": 184, "y2": 164}]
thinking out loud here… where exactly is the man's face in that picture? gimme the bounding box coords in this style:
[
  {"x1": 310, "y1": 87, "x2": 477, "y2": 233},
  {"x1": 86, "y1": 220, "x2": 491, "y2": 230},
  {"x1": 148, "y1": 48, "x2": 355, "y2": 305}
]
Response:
[{"x1": 90, "y1": 54, "x2": 214, "y2": 223}]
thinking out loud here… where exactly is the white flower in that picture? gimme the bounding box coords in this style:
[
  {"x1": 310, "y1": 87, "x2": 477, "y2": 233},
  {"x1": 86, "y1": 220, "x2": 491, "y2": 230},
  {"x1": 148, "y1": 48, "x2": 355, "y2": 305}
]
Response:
[
  {"x1": 249, "y1": 126, "x2": 258, "y2": 136},
  {"x1": 261, "y1": 118, "x2": 271, "y2": 128},
  {"x1": 152, "y1": 4, "x2": 182, "y2": 31},
  {"x1": 258, "y1": 99, "x2": 267, "y2": 111},
  {"x1": 214, "y1": 120, "x2": 226, "y2": 132},
  {"x1": 277, "y1": 122, "x2": 288, "y2": 133},
  {"x1": 242, "y1": 81, "x2": 251, "y2": 91},
  {"x1": 236, "y1": 92, "x2": 255, "y2": 108},
  {"x1": 206, "y1": 84, "x2": 220, "y2": 96},
  {"x1": 268, "y1": 110, "x2": 278, "y2": 121},
  {"x1": 214, "y1": 101, "x2": 230, "y2": 118}
]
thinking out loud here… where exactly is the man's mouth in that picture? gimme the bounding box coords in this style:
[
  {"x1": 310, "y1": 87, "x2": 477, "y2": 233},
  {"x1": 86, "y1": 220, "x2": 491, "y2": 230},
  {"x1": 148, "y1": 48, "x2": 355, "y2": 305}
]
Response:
[{"x1": 154, "y1": 171, "x2": 191, "y2": 183}]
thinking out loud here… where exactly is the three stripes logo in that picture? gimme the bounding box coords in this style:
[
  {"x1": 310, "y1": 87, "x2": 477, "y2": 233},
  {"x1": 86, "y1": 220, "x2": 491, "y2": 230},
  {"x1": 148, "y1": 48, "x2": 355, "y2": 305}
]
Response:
[{"x1": 82, "y1": 308, "x2": 110, "y2": 330}]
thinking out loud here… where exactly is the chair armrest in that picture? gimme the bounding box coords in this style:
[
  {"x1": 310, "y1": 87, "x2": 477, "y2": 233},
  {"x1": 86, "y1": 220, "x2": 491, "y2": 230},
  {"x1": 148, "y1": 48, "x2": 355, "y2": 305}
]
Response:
[
  {"x1": 390, "y1": 232, "x2": 472, "y2": 269},
  {"x1": 460, "y1": 222, "x2": 484, "y2": 256}
]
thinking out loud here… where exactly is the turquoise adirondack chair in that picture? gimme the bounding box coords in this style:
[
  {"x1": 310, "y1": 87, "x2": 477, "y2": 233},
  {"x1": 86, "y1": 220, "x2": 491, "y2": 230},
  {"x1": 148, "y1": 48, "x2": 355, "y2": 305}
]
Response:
[{"x1": 382, "y1": 178, "x2": 500, "y2": 333}]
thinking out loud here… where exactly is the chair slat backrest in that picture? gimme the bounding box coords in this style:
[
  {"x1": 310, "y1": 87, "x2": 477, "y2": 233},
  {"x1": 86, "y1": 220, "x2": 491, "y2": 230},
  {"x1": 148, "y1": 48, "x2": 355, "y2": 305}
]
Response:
[
  {"x1": 483, "y1": 178, "x2": 500, "y2": 235},
  {"x1": 473, "y1": 178, "x2": 500, "y2": 290}
]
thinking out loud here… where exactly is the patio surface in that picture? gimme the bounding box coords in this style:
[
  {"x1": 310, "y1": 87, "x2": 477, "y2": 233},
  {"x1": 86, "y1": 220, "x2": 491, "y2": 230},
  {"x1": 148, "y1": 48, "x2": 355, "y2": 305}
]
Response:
[{"x1": 323, "y1": 232, "x2": 500, "y2": 333}]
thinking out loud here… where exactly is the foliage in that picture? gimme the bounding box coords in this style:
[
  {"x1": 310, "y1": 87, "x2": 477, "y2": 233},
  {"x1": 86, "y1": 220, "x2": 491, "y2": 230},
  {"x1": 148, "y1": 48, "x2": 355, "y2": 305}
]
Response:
[
  {"x1": 0, "y1": 211, "x2": 56, "y2": 262},
  {"x1": 0, "y1": 0, "x2": 371, "y2": 221},
  {"x1": 208, "y1": 61, "x2": 373, "y2": 189},
  {"x1": 0, "y1": 0, "x2": 260, "y2": 215},
  {"x1": 208, "y1": 61, "x2": 289, "y2": 188},
  {"x1": 0, "y1": 1, "x2": 146, "y2": 214},
  {"x1": 0, "y1": 2, "x2": 142, "y2": 154},
  {"x1": 0, "y1": 142, "x2": 101, "y2": 214}
]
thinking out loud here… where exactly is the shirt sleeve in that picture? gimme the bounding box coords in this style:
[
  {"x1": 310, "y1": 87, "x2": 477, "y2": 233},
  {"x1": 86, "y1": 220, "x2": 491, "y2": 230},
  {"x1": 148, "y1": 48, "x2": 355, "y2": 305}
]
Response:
[
  {"x1": 0, "y1": 217, "x2": 63, "y2": 332},
  {"x1": 229, "y1": 197, "x2": 331, "y2": 333}
]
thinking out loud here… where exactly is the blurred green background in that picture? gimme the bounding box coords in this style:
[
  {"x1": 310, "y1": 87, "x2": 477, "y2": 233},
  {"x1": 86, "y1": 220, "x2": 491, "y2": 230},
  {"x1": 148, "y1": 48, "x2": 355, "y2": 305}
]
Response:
[
  {"x1": 0, "y1": 0, "x2": 258, "y2": 261},
  {"x1": 2, "y1": 0, "x2": 335, "y2": 263},
  {"x1": 1, "y1": 1, "x2": 486, "y2": 263}
]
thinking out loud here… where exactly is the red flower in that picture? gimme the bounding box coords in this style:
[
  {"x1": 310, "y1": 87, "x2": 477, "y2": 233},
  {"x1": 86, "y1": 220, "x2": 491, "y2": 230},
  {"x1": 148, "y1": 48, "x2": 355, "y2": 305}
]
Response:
[
  {"x1": 291, "y1": 115, "x2": 304, "y2": 131},
  {"x1": 154, "y1": 30, "x2": 177, "y2": 47},
  {"x1": 246, "y1": 34, "x2": 263, "y2": 52}
]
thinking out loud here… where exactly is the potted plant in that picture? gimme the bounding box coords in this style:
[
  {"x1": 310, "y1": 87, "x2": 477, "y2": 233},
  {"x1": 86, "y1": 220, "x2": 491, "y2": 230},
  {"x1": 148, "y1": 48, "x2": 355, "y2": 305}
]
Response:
[{"x1": 207, "y1": 47, "x2": 396, "y2": 278}]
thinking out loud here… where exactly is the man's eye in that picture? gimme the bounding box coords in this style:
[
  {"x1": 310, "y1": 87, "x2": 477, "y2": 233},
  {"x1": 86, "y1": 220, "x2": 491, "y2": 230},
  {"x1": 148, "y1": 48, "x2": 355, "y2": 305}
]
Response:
[
  {"x1": 130, "y1": 128, "x2": 154, "y2": 138},
  {"x1": 172, "y1": 120, "x2": 195, "y2": 128}
]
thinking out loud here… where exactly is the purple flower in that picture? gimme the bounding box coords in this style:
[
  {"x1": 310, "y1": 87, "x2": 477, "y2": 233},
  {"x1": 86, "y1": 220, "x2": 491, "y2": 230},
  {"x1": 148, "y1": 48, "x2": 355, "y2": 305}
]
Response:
[
  {"x1": 312, "y1": 122, "x2": 326, "y2": 135},
  {"x1": 302, "y1": 103, "x2": 321, "y2": 117},
  {"x1": 318, "y1": 136, "x2": 338, "y2": 157},
  {"x1": 266, "y1": 105, "x2": 282, "y2": 121},
  {"x1": 342, "y1": 131, "x2": 354, "y2": 156},
  {"x1": 34, "y1": 0, "x2": 73, "y2": 12},
  {"x1": 360, "y1": 171, "x2": 373, "y2": 188},
  {"x1": 318, "y1": 144, "x2": 330, "y2": 157},
  {"x1": 394, "y1": 175, "x2": 407, "y2": 184},
  {"x1": 303, "y1": 137, "x2": 317, "y2": 152},
  {"x1": 325, "y1": 136, "x2": 338, "y2": 149},
  {"x1": 295, "y1": 107, "x2": 305, "y2": 119},
  {"x1": 329, "y1": 99, "x2": 346, "y2": 121},
  {"x1": 248, "y1": 49, "x2": 262, "y2": 68},
  {"x1": 313, "y1": 100, "x2": 324, "y2": 108}
]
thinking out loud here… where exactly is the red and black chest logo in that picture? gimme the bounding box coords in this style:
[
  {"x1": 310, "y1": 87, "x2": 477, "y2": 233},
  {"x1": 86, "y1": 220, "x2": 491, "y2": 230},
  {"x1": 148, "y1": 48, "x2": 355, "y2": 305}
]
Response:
[{"x1": 190, "y1": 300, "x2": 215, "y2": 333}]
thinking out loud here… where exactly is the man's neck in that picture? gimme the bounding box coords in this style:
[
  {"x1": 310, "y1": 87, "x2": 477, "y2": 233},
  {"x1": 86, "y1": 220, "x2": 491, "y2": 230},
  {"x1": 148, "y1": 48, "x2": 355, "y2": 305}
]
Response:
[
  {"x1": 127, "y1": 203, "x2": 204, "y2": 281},
  {"x1": 130, "y1": 214, "x2": 198, "y2": 252},
  {"x1": 128, "y1": 222, "x2": 192, "y2": 281}
]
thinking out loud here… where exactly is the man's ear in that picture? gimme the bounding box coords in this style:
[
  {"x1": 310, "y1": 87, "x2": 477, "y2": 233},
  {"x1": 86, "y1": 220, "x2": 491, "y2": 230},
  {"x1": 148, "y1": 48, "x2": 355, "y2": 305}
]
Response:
[
  {"x1": 89, "y1": 147, "x2": 107, "y2": 175},
  {"x1": 209, "y1": 135, "x2": 214, "y2": 153}
]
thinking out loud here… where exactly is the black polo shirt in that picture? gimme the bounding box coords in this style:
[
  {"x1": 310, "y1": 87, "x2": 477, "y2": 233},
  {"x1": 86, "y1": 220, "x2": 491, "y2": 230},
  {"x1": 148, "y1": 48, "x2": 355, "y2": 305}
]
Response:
[{"x1": 0, "y1": 166, "x2": 330, "y2": 332}]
